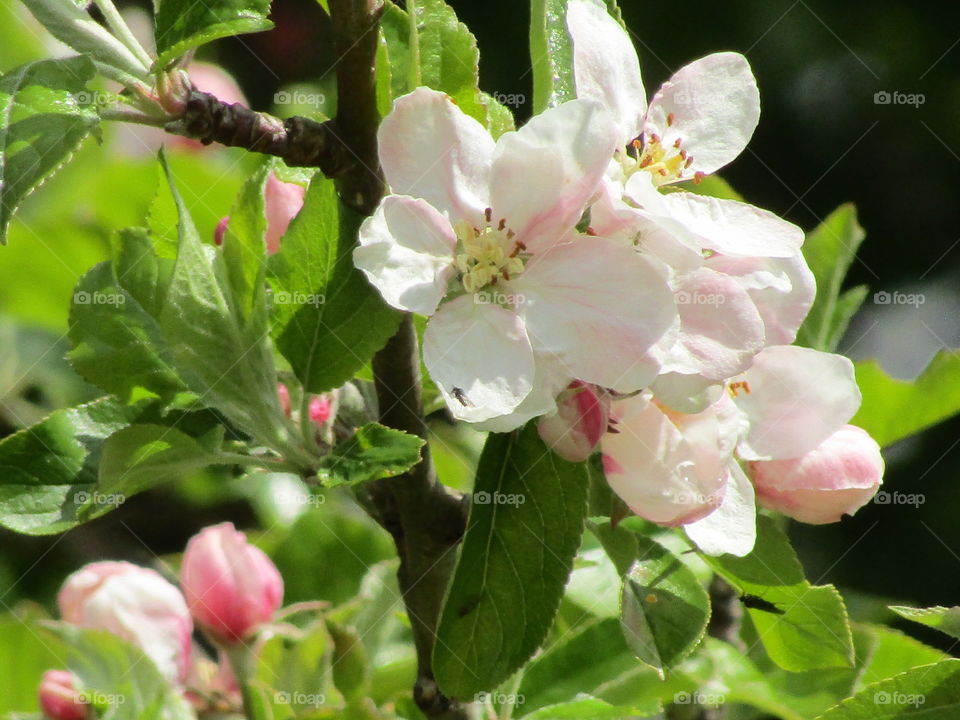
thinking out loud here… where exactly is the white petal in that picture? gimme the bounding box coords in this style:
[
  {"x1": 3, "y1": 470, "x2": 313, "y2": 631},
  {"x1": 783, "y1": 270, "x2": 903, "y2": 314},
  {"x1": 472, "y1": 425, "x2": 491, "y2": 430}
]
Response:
[
  {"x1": 602, "y1": 395, "x2": 726, "y2": 526},
  {"x1": 490, "y1": 99, "x2": 618, "y2": 253},
  {"x1": 735, "y1": 345, "x2": 862, "y2": 460},
  {"x1": 644, "y1": 52, "x2": 760, "y2": 176},
  {"x1": 661, "y1": 192, "x2": 804, "y2": 258},
  {"x1": 378, "y1": 88, "x2": 494, "y2": 224},
  {"x1": 423, "y1": 296, "x2": 534, "y2": 422},
  {"x1": 653, "y1": 267, "x2": 765, "y2": 381},
  {"x1": 474, "y1": 354, "x2": 572, "y2": 432},
  {"x1": 685, "y1": 463, "x2": 756, "y2": 557},
  {"x1": 354, "y1": 196, "x2": 457, "y2": 315},
  {"x1": 567, "y1": 0, "x2": 646, "y2": 143},
  {"x1": 651, "y1": 372, "x2": 722, "y2": 414},
  {"x1": 518, "y1": 237, "x2": 675, "y2": 391},
  {"x1": 708, "y1": 253, "x2": 816, "y2": 345}
]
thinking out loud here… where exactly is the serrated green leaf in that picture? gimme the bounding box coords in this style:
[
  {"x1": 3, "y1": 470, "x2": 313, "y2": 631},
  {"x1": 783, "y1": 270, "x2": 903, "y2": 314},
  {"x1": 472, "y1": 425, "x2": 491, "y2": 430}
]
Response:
[
  {"x1": 267, "y1": 177, "x2": 401, "y2": 394},
  {"x1": 890, "y1": 605, "x2": 960, "y2": 641},
  {"x1": 0, "y1": 57, "x2": 99, "y2": 243},
  {"x1": 853, "y1": 351, "x2": 960, "y2": 447},
  {"x1": 530, "y1": 0, "x2": 578, "y2": 113},
  {"x1": 521, "y1": 697, "x2": 653, "y2": 719},
  {"x1": 433, "y1": 423, "x2": 588, "y2": 697},
  {"x1": 796, "y1": 204, "x2": 868, "y2": 352},
  {"x1": 222, "y1": 160, "x2": 271, "y2": 319},
  {"x1": 816, "y1": 659, "x2": 960, "y2": 719},
  {"x1": 619, "y1": 537, "x2": 710, "y2": 678},
  {"x1": 154, "y1": 0, "x2": 274, "y2": 69},
  {"x1": 703, "y1": 515, "x2": 854, "y2": 672},
  {"x1": 44, "y1": 623, "x2": 196, "y2": 720},
  {"x1": 318, "y1": 423, "x2": 424, "y2": 487}
]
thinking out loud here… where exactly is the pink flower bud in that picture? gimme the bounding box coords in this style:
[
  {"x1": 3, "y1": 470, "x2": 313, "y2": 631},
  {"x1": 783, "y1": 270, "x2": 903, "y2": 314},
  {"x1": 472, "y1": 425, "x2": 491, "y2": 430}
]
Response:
[
  {"x1": 309, "y1": 394, "x2": 331, "y2": 425},
  {"x1": 264, "y1": 173, "x2": 305, "y2": 254},
  {"x1": 748, "y1": 424, "x2": 884, "y2": 524},
  {"x1": 180, "y1": 523, "x2": 283, "y2": 645},
  {"x1": 214, "y1": 216, "x2": 230, "y2": 246},
  {"x1": 537, "y1": 381, "x2": 609, "y2": 462},
  {"x1": 277, "y1": 382, "x2": 291, "y2": 416},
  {"x1": 57, "y1": 562, "x2": 193, "y2": 685},
  {"x1": 38, "y1": 670, "x2": 87, "y2": 720}
]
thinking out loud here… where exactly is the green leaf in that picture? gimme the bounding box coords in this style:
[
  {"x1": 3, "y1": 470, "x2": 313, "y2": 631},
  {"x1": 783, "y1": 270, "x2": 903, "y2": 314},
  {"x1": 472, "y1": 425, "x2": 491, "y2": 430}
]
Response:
[
  {"x1": 529, "y1": 0, "x2": 578, "y2": 113},
  {"x1": 619, "y1": 537, "x2": 710, "y2": 678},
  {"x1": 222, "y1": 161, "x2": 271, "y2": 319},
  {"x1": 433, "y1": 423, "x2": 589, "y2": 697},
  {"x1": 154, "y1": 0, "x2": 274, "y2": 69},
  {"x1": 704, "y1": 515, "x2": 854, "y2": 672},
  {"x1": 252, "y1": 621, "x2": 340, "y2": 713},
  {"x1": 98, "y1": 423, "x2": 219, "y2": 499},
  {"x1": 816, "y1": 659, "x2": 960, "y2": 719},
  {"x1": 521, "y1": 697, "x2": 653, "y2": 719},
  {"x1": 268, "y1": 177, "x2": 401, "y2": 394},
  {"x1": 0, "y1": 611, "x2": 67, "y2": 714},
  {"x1": 327, "y1": 621, "x2": 371, "y2": 702},
  {"x1": 0, "y1": 57, "x2": 99, "y2": 243},
  {"x1": 317, "y1": 423, "x2": 424, "y2": 487},
  {"x1": 45, "y1": 623, "x2": 196, "y2": 720},
  {"x1": 0, "y1": 396, "x2": 144, "y2": 535},
  {"x1": 795, "y1": 204, "x2": 868, "y2": 352},
  {"x1": 853, "y1": 351, "x2": 960, "y2": 447},
  {"x1": 890, "y1": 605, "x2": 960, "y2": 641}
]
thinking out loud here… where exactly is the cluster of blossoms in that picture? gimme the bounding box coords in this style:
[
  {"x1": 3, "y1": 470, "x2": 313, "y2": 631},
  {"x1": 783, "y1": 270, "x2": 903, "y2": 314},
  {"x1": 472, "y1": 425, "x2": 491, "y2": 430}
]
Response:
[
  {"x1": 354, "y1": 0, "x2": 883, "y2": 556},
  {"x1": 38, "y1": 523, "x2": 283, "y2": 719}
]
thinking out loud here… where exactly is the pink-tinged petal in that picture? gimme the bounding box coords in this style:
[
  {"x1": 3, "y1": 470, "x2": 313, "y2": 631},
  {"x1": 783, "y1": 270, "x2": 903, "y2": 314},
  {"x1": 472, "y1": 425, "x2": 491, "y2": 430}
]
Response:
[
  {"x1": 602, "y1": 394, "x2": 727, "y2": 526},
  {"x1": 684, "y1": 463, "x2": 756, "y2": 557},
  {"x1": 652, "y1": 267, "x2": 765, "y2": 382},
  {"x1": 490, "y1": 99, "x2": 618, "y2": 253},
  {"x1": 264, "y1": 173, "x2": 305, "y2": 254},
  {"x1": 735, "y1": 345, "x2": 862, "y2": 461},
  {"x1": 423, "y1": 296, "x2": 535, "y2": 422},
  {"x1": 567, "y1": 0, "x2": 647, "y2": 143},
  {"x1": 518, "y1": 237, "x2": 675, "y2": 391},
  {"x1": 38, "y1": 671, "x2": 87, "y2": 720},
  {"x1": 661, "y1": 192, "x2": 804, "y2": 258},
  {"x1": 749, "y1": 425, "x2": 883, "y2": 524},
  {"x1": 354, "y1": 195, "x2": 457, "y2": 315},
  {"x1": 708, "y1": 253, "x2": 815, "y2": 345},
  {"x1": 538, "y1": 381, "x2": 610, "y2": 462},
  {"x1": 644, "y1": 52, "x2": 759, "y2": 176},
  {"x1": 378, "y1": 88, "x2": 494, "y2": 223}
]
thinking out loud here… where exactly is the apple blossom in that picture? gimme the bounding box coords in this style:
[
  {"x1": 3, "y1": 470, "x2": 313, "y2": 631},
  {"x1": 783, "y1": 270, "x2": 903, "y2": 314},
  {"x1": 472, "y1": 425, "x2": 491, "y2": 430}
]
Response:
[
  {"x1": 537, "y1": 381, "x2": 610, "y2": 462},
  {"x1": 38, "y1": 670, "x2": 87, "y2": 720},
  {"x1": 180, "y1": 522, "x2": 283, "y2": 645},
  {"x1": 354, "y1": 87, "x2": 676, "y2": 426},
  {"x1": 57, "y1": 561, "x2": 193, "y2": 685},
  {"x1": 748, "y1": 424, "x2": 884, "y2": 524}
]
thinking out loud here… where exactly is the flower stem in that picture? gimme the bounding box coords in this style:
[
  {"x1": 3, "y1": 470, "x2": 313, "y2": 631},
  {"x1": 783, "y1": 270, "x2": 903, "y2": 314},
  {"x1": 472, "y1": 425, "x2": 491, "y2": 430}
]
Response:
[{"x1": 93, "y1": 0, "x2": 154, "y2": 69}]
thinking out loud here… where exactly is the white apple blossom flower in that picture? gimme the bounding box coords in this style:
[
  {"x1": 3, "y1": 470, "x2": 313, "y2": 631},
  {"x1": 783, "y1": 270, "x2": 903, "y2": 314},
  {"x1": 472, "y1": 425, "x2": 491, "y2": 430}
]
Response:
[{"x1": 355, "y1": 87, "x2": 676, "y2": 426}]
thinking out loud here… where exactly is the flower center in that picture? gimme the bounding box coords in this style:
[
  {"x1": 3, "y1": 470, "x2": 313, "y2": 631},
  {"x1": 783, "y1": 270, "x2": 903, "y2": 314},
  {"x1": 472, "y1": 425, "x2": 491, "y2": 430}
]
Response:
[
  {"x1": 620, "y1": 114, "x2": 704, "y2": 186},
  {"x1": 453, "y1": 208, "x2": 526, "y2": 293}
]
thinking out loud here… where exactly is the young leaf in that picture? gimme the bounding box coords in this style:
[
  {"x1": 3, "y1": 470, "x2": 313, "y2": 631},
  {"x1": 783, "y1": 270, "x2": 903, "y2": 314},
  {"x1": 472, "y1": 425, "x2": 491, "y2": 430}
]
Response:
[
  {"x1": 44, "y1": 623, "x2": 196, "y2": 720},
  {"x1": 795, "y1": 204, "x2": 869, "y2": 352},
  {"x1": 889, "y1": 605, "x2": 960, "y2": 641},
  {"x1": 529, "y1": 0, "x2": 578, "y2": 114},
  {"x1": 703, "y1": 515, "x2": 855, "y2": 672},
  {"x1": 0, "y1": 57, "x2": 99, "y2": 243},
  {"x1": 154, "y1": 0, "x2": 274, "y2": 69},
  {"x1": 816, "y1": 659, "x2": 960, "y2": 719},
  {"x1": 252, "y1": 621, "x2": 341, "y2": 713},
  {"x1": 267, "y1": 177, "x2": 401, "y2": 394},
  {"x1": 317, "y1": 423, "x2": 424, "y2": 488},
  {"x1": 619, "y1": 537, "x2": 710, "y2": 678},
  {"x1": 0, "y1": 397, "x2": 143, "y2": 535},
  {"x1": 433, "y1": 423, "x2": 589, "y2": 697},
  {"x1": 0, "y1": 611, "x2": 67, "y2": 715},
  {"x1": 853, "y1": 350, "x2": 960, "y2": 447}
]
